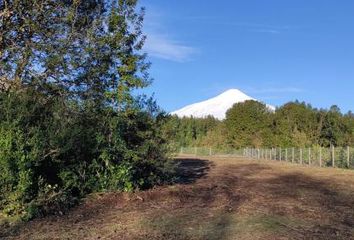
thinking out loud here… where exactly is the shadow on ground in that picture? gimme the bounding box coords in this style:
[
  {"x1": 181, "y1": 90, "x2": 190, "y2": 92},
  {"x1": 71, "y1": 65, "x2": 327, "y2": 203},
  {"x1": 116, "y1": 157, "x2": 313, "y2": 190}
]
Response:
[
  {"x1": 174, "y1": 158, "x2": 212, "y2": 184},
  {"x1": 135, "y1": 158, "x2": 244, "y2": 240}
]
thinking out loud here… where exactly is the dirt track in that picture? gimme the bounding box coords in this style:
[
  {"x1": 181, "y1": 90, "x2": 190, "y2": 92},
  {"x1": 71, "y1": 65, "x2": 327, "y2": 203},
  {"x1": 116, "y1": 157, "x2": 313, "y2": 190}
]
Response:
[{"x1": 2, "y1": 156, "x2": 354, "y2": 240}]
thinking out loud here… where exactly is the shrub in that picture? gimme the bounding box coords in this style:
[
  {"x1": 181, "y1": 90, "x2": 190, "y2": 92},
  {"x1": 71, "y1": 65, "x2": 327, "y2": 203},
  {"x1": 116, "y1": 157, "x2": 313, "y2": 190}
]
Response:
[{"x1": 0, "y1": 90, "x2": 174, "y2": 220}]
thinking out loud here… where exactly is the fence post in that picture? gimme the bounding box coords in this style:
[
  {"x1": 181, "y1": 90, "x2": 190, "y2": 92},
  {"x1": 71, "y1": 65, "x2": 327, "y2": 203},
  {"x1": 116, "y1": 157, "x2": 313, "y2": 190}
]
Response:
[
  {"x1": 319, "y1": 147, "x2": 322, "y2": 167},
  {"x1": 263, "y1": 148, "x2": 267, "y2": 160},
  {"x1": 347, "y1": 146, "x2": 350, "y2": 168},
  {"x1": 300, "y1": 148, "x2": 303, "y2": 165},
  {"x1": 268, "y1": 149, "x2": 270, "y2": 160},
  {"x1": 267, "y1": 149, "x2": 269, "y2": 160},
  {"x1": 332, "y1": 145, "x2": 335, "y2": 168},
  {"x1": 255, "y1": 148, "x2": 256, "y2": 158},
  {"x1": 279, "y1": 148, "x2": 282, "y2": 161},
  {"x1": 285, "y1": 148, "x2": 288, "y2": 162},
  {"x1": 267, "y1": 149, "x2": 272, "y2": 160},
  {"x1": 209, "y1": 147, "x2": 212, "y2": 156},
  {"x1": 308, "y1": 148, "x2": 311, "y2": 166},
  {"x1": 292, "y1": 148, "x2": 295, "y2": 163},
  {"x1": 259, "y1": 149, "x2": 261, "y2": 159}
]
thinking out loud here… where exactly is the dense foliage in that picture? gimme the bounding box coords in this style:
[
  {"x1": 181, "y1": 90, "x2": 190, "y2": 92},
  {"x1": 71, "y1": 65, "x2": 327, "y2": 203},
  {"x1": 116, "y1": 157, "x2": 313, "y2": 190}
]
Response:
[
  {"x1": 167, "y1": 100, "x2": 354, "y2": 149},
  {"x1": 162, "y1": 116, "x2": 220, "y2": 149},
  {"x1": 0, "y1": 0, "x2": 174, "y2": 220}
]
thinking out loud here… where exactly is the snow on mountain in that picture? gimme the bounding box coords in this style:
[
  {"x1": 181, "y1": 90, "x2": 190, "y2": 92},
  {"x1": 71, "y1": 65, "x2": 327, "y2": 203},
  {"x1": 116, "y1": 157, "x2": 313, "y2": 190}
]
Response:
[{"x1": 171, "y1": 89, "x2": 275, "y2": 120}]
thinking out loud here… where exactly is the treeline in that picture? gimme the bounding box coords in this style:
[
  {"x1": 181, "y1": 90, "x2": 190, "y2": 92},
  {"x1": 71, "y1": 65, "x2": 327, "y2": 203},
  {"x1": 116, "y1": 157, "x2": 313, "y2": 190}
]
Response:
[
  {"x1": 166, "y1": 100, "x2": 354, "y2": 149},
  {"x1": 0, "y1": 0, "x2": 173, "y2": 220}
]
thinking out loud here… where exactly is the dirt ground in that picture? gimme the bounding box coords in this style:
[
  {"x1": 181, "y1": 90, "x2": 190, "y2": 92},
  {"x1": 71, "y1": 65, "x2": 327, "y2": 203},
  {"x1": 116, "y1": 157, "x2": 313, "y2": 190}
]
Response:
[{"x1": 2, "y1": 155, "x2": 354, "y2": 240}]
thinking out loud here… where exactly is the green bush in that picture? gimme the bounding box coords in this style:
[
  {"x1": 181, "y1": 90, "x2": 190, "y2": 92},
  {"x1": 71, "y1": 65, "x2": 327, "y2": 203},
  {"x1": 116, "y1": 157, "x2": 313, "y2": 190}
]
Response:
[{"x1": 0, "y1": 90, "x2": 174, "y2": 220}]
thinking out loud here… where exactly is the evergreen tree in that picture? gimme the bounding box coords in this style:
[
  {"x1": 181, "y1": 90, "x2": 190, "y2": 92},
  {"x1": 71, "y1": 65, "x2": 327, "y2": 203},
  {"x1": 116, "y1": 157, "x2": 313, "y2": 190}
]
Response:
[
  {"x1": 320, "y1": 105, "x2": 346, "y2": 146},
  {"x1": 274, "y1": 102, "x2": 318, "y2": 147},
  {"x1": 224, "y1": 100, "x2": 272, "y2": 148}
]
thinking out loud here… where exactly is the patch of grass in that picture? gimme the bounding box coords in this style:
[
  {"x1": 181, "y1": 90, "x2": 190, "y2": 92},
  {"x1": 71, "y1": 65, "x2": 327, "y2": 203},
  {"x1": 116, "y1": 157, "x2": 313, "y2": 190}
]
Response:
[
  {"x1": 141, "y1": 211, "x2": 306, "y2": 239},
  {"x1": 235, "y1": 214, "x2": 306, "y2": 234},
  {"x1": 245, "y1": 215, "x2": 288, "y2": 231},
  {"x1": 140, "y1": 209, "x2": 237, "y2": 240}
]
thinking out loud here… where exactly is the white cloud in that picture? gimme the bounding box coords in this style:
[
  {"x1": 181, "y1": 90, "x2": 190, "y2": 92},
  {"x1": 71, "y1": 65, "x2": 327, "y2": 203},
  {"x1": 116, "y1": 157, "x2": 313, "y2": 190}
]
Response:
[
  {"x1": 141, "y1": 4, "x2": 197, "y2": 63},
  {"x1": 144, "y1": 33, "x2": 197, "y2": 62}
]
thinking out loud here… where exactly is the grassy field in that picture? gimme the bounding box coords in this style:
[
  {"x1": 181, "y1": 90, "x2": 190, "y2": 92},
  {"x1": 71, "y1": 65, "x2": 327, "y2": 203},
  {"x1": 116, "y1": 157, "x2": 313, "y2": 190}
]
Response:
[{"x1": 2, "y1": 156, "x2": 354, "y2": 239}]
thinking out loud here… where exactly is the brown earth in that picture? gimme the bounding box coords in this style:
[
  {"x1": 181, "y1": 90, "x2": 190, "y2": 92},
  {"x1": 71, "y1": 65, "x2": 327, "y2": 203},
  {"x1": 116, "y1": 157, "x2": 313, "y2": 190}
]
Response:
[{"x1": 2, "y1": 156, "x2": 354, "y2": 240}]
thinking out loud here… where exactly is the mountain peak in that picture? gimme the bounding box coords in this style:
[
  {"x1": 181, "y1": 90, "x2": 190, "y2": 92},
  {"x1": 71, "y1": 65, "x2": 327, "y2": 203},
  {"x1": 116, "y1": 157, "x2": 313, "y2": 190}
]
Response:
[
  {"x1": 220, "y1": 88, "x2": 245, "y2": 95},
  {"x1": 171, "y1": 89, "x2": 274, "y2": 120},
  {"x1": 215, "y1": 89, "x2": 253, "y2": 100}
]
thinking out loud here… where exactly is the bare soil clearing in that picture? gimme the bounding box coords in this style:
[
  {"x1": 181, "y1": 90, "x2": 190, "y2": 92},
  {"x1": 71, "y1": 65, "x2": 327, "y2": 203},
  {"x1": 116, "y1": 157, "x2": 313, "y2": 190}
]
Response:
[{"x1": 2, "y1": 156, "x2": 354, "y2": 240}]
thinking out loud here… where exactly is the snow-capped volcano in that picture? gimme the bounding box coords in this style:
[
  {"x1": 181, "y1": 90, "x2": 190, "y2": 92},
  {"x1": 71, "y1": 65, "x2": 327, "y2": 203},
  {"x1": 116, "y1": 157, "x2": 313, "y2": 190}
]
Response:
[{"x1": 171, "y1": 89, "x2": 275, "y2": 120}]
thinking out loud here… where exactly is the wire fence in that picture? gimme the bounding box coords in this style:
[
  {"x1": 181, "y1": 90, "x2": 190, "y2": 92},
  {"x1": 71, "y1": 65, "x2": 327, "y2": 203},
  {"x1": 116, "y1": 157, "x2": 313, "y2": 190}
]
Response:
[
  {"x1": 179, "y1": 146, "x2": 354, "y2": 170},
  {"x1": 180, "y1": 147, "x2": 244, "y2": 157}
]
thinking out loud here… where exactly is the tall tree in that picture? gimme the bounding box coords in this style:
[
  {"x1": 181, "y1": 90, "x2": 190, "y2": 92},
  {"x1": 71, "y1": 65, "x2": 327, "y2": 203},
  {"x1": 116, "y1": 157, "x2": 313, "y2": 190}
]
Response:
[
  {"x1": 0, "y1": 0, "x2": 149, "y2": 106},
  {"x1": 273, "y1": 102, "x2": 318, "y2": 147},
  {"x1": 225, "y1": 100, "x2": 272, "y2": 148},
  {"x1": 320, "y1": 105, "x2": 346, "y2": 147}
]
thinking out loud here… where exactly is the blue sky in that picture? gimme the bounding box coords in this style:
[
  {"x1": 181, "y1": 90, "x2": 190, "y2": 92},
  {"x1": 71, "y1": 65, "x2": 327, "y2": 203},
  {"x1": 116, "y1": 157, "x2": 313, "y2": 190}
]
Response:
[{"x1": 140, "y1": 0, "x2": 354, "y2": 113}]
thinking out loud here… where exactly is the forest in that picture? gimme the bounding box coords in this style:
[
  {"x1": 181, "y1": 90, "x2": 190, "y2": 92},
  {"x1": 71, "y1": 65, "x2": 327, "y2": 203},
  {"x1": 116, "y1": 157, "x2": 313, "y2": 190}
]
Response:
[{"x1": 166, "y1": 100, "x2": 354, "y2": 149}]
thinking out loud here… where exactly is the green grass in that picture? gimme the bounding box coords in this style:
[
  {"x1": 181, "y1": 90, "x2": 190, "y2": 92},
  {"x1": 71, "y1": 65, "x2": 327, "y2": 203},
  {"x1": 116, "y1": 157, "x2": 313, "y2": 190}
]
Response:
[
  {"x1": 139, "y1": 210, "x2": 306, "y2": 240},
  {"x1": 240, "y1": 215, "x2": 305, "y2": 232}
]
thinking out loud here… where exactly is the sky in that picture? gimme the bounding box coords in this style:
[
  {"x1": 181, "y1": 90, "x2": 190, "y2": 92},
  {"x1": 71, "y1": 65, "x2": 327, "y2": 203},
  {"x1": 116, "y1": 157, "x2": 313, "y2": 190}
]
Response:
[{"x1": 139, "y1": 0, "x2": 354, "y2": 113}]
